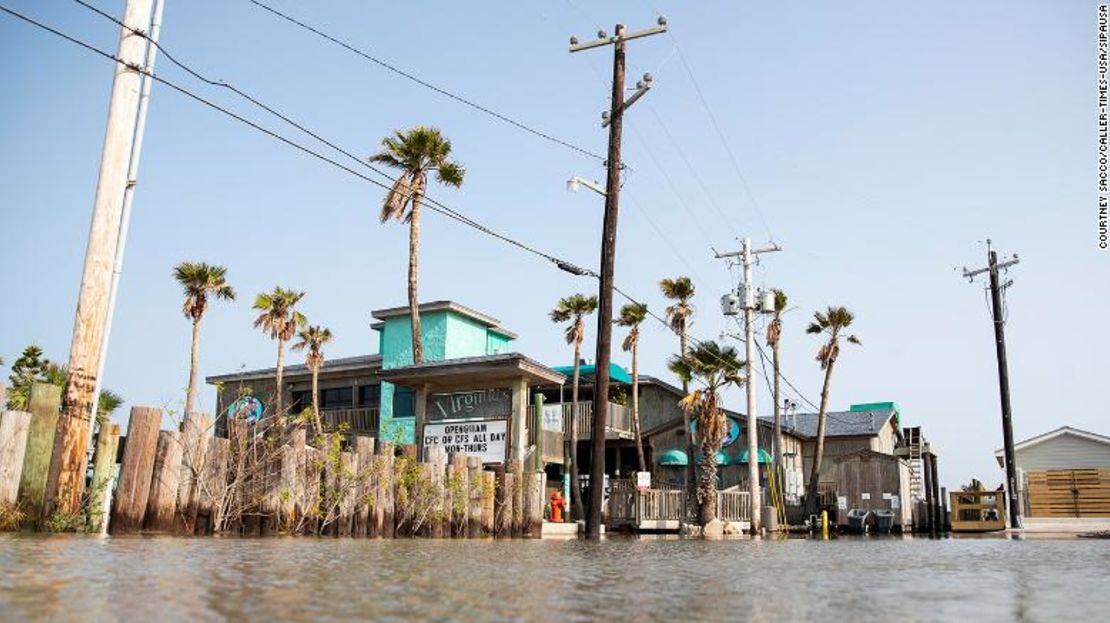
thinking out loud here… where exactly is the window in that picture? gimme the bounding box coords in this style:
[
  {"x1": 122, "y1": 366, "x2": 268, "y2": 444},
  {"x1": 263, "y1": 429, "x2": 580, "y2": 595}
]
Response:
[
  {"x1": 290, "y1": 390, "x2": 312, "y2": 414},
  {"x1": 393, "y1": 387, "x2": 415, "y2": 419},
  {"x1": 359, "y1": 384, "x2": 381, "y2": 409},
  {"x1": 320, "y1": 387, "x2": 353, "y2": 410}
]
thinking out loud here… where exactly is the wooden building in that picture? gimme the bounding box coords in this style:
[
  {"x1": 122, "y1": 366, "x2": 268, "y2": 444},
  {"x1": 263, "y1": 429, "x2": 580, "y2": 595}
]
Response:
[
  {"x1": 833, "y1": 450, "x2": 914, "y2": 530},
  {"x1": 996, "y1": 426, "x2": 1110, "y2": 518}
]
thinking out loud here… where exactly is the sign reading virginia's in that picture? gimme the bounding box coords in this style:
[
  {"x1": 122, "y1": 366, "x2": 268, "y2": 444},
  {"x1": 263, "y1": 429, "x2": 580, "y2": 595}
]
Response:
[
  {"x1": 423, "y1": 419, "x2": 508, "y2": 464},
  {"x1": 429, "y1": 388, "x2": 511, "y2": 421}
]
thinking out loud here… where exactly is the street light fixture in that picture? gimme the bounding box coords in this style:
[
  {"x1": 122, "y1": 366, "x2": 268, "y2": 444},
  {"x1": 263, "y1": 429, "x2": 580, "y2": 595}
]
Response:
[{"x1": 566, "y1": 176, "x2": 607, "y2": 197}]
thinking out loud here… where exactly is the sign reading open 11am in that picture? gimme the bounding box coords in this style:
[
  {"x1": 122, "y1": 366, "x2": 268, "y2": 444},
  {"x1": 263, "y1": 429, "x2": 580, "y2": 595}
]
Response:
[{"x1": 422, "y1": 419, "x2": 508, "y2": 464}]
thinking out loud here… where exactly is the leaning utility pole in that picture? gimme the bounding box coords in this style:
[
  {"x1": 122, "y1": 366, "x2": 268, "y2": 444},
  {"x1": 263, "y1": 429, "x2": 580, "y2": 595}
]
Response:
[
  {"x1": 962, "y1": 240, "x2": 1022, "y2": 529},
  {"x1": 716, "y1": 237, "x2": 781, "y2": 534},
  {"x1": 570, "y1": 17, "x2": 667, "y2": 539},
  {"x1": 43, "y1": 0, "x2": 156, "y2": 521}
]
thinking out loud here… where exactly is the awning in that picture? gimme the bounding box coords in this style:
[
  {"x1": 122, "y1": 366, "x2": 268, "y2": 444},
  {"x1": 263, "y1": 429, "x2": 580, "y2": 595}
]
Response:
[
  {"x1": 551, "y1": 362, "x2": 632, "y2": 385},
  {"x1": 737, "y1": 448, "x2": 773, "y2": 464},
  {"x1": 656, "y1": 449, "x2": 688, "y2": 466}
]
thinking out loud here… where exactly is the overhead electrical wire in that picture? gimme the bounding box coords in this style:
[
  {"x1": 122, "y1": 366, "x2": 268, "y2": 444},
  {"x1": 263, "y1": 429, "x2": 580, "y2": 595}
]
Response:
[{"x1": 243, "y1": 0, "x2": 606, "y2": 162}]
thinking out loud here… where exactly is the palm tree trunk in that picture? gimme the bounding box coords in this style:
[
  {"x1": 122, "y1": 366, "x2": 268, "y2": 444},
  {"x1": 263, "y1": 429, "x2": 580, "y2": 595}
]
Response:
[
  {"x1": 408, "y1": 198, "x2": 424, "y2": 364},
  {"x1": 568, "y1": 340, "x2": 584, "y2": 520},
  {"x1": 185, "y1": 316, "x2": 201, "y2": 416},
  {"x1": 632, "y1": 340, "x2": 645, "y2": 472},
  {"x1": 311, "y1": 365, "x2": 323, "y2": 439},
  {"x1": 806, "y1": 356, "x2": 837, "y2": 516},
  {"x1": 772, "y1": 338, "x2": 785, "y2": 493},
  {"x1": 680, "y1": 324, "x2": 696, "y2": 515},
  {"x1": 698, "y1": 428, "x2": 717, "y2": 526},
  {"x1": 274, "y1": 338, "x2": 285, "y2": 419}
]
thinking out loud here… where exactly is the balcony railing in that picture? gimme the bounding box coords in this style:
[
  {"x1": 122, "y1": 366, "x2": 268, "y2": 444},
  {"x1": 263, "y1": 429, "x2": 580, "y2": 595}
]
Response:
[
  {"x1": 561, "y1": 401, "x2": 633, "y2": 439},
  {"x1": 320, "y1": 407, "x2": 379, "y2": 436}
]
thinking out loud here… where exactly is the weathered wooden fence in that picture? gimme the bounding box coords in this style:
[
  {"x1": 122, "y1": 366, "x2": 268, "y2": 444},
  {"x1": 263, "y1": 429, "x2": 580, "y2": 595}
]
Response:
[{"x1": 0, "y1": 399, "x2": 547, "y2": 538}]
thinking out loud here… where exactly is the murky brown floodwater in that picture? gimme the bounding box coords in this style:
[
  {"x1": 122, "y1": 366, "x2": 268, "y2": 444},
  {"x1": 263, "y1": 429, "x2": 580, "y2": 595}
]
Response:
[{"x1": 0, "y1": 534, "x2": 1107, "y2": 622}]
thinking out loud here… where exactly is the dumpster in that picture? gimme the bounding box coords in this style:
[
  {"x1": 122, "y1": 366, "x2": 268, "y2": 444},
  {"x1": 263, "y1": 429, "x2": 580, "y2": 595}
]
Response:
[
  {"x1": 873, "y1": 509, "x2": 895, "y2": 534},
  {"x1": 846, "y1": 508, "x2": 871, "y2": 534}
]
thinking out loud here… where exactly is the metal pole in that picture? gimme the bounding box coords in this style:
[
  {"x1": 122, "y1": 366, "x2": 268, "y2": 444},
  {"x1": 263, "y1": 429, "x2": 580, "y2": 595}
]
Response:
[
  {"x1": 988, "y1": 250, "x2": 1022, "y2": 529},
  {"x1": 742, "y1": 238, "x2": 762, "y2": 533},
  {"x1": 586, "y1": 23, "x2": 626, "y2": 540},
  {"x1": 90, "y1": 0, "x2": 165, "y2": 434},
  {"x1": 43, "y1": 0, "x2": 156, "y2": 521}
]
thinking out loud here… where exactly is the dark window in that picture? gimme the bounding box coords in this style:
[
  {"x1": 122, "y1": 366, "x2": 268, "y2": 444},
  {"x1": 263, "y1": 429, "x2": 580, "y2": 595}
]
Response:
[
  {"x1": 359, "y1": 384, "x2": 381, "y2": 408},
  {"x1": 393, "y1": 387, "x2": 415, "y2": 419},
  {"x1": 290, "y1": 390, "x2": 312, "y2": 413},
  {"x1": 320, "y1": 387, "x2": 353, "y2": 410}
]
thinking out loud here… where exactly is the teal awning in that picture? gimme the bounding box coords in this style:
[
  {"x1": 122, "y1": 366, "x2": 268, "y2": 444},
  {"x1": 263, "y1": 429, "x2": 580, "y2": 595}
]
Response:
[
  {"x1": 552, "y1": 362, "x2": 632, "y2": 385},
  {"x1": 737, "y1": 448, "x2": 773, "y2": 464},
  {"x1": 656, "y1": 449, "x2": 688, "y2": 466}
]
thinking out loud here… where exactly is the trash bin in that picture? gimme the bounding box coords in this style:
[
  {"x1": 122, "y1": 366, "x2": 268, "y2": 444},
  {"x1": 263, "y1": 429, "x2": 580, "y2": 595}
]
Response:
[
  {"x1": 873, "y1": 509, "x2": 895, "y2": 534},
  {"x1": 846, "y1": 508, "x2": 871, "y2": 533},
  {"x1": 760, "y1": 505, "x2": 778, "y2": 532}
]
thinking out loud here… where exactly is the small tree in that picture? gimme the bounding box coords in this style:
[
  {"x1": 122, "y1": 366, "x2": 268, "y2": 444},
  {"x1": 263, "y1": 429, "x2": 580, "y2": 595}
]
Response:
[
  {"x1": 616, "y1": 302, "x2": 649, "y2": 472},
  {"x1": 252, "y1": 287, "x2": 306, "y2": 419},
  {"x1": 549, "y1": 293, "x2": 598, "y2": 520},
  {"x1": 292, "y1": 325, "x2": 334, "y2": 438}
]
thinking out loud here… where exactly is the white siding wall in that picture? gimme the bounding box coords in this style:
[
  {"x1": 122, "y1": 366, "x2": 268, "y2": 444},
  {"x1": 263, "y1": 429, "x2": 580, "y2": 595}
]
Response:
[{"x1": 1013, "y1": 434, "x2": 1110, "y2": 470}]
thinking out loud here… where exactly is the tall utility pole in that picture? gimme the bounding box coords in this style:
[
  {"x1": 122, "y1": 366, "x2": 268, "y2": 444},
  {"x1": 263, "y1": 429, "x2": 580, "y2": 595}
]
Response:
[
  {"x1": 43, "y1": 0, "x2": 156, "y2": 521},
  {"x1": 716, "y1": 238, "x2": 781, "y2": 534},
  {"x1": 962, "y1": 240, "x2": 1022, "y2": 529},
  {"x1": 569, "y1": 18, "x2": 667, "y2": 539}
]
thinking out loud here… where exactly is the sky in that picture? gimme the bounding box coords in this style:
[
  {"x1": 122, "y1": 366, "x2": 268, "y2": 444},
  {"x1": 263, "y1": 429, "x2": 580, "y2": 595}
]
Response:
[{"x1": 1, "y1": 1, "x2": 1106, "y2": 490}]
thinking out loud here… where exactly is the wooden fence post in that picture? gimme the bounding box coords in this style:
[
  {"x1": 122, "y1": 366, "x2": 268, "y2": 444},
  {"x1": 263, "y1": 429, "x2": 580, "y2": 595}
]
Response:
[
  {"x1": 481, "y1": 471, "x2": 495, "y2": 536},
  {"x1": 510, "y1": 458, "x2": 524, "y2": 537},
  {"x1": 110, "y1": 406, "x2": 161, "y2": 534},
  {"x1": 195, "y1": 436, "x2": 229, "y2": 535},
  {"x1": 524, "y1": 471, "x2": 546, "y2": 538},
  {"x1": 427, "y1": 447, "x2": 447, "y2": 538},
  {"x1": 492, "y1": 465, "x2": 508, "y2": 537},
  {"x1": 467, "y1": 456, "x2": 482, "y2": 538},
  {"x1": 354, "y1": 436, "x2": 375, "y2": 537},
  {"x1": 303, "y1": 446, "x2": 322, "y2": 535},
  {"x1": 0, "y1": 411, "x2": 32, "y2": 508},
  {"x1": 338, "y1": 451, "x2": 358, "y2": 537},
  {"x1": 449, "y1": 453, "x2": 468, "y2": 538},
  {"x1": 18, "y1": 383, "x2": 61, "y2": 526},
  {"x1": 86, "y1": 422, "x2": 120, "y2": 533},
  {"x1": 144, "y1": 430, "x2": 183, "y2": 533},
  {"x1": 375, "y1": 442, "x2": 394, "y2": 538},
  {"x1": 174, "y1": 412, "x2": 210, "y2": 534}
]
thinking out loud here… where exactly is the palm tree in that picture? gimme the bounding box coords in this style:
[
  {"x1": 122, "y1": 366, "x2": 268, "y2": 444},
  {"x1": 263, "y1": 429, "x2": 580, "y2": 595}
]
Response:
[
  {"x1": 668, "y1": 341, "x2": 746, "y2": 527},
  {"x1": 252, "y1": 287, "x2": 306, "y2": 419},
  {"x1": 95, "y1": 389, "x2": 124, "y2": 430},
  {"x1": 616, "y1": 302, "x2": 649, "y2": 472},
  {"x1": 765, "y1": 289, "x2": 788, "y2": 477},
  {"x1": 293, "y1": 325, "x2": 334, "y2": 438},
  {"x1": 550, "y1": 293, "x2": 598, "y2": 520},
  {"x1": 370, "y1": 126, "x2": 465, "y2": 365},
  {"x1": 804, "y1": 306, "x2": 862, "y2": 515},
  {"x1": 173, "y1": 262, "x2": 235, "y2": 416},
  {"x1": 660, "y1": 276, "x2": 697, "y2": 498}
]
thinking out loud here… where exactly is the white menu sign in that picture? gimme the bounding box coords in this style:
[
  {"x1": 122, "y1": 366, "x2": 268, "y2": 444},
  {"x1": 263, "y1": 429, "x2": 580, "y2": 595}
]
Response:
[{"x1": 422, "y1": 419, "x2": 508, "y2": 464}]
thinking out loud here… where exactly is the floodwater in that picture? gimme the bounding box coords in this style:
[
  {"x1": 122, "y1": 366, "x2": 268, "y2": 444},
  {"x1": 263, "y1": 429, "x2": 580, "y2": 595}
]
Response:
[{"x1": 0, "y1": 535, "x2": 1107, "y2": 622}]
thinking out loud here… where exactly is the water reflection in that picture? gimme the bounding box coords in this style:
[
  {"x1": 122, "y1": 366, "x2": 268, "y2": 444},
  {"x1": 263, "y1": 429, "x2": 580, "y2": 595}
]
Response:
[{"x1": 0, "y1": 535, "x2": 1106, "y2": 622}]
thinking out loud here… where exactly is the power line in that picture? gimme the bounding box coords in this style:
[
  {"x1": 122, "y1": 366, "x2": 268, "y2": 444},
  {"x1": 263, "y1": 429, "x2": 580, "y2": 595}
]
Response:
[{"x1": 243, "y1": 0, "x2": 605, "y2": 162}]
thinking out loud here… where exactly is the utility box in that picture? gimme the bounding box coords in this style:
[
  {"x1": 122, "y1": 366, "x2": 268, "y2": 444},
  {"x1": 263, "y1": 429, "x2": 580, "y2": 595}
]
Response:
[
  {"x1": 721, "y1": 292, "x2": 741, "y2": 316},
  {"x1": 758, "y1": 289, "x2": 776, "y2": 314}
]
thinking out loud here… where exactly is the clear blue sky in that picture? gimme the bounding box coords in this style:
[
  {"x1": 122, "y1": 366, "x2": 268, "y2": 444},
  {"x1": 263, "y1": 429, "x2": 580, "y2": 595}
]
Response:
[{"x1": 1, "y1": 1, "x2": 1105, "y2": 489}]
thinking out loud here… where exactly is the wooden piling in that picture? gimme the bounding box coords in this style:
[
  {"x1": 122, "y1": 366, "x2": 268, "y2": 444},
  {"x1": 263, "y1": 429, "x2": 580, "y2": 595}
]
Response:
[
  {"x1": 0, "y1": 411, "x2": 32, "y2": 508},
  {"x1": 510, "y1": 459, "x2": 524, "y2": 537},
  {"x1": 341, "y1": 451, "x2": 360, "y2": 536},
  {"x1": 195, "y1": 436, "x2": 228, "y2": 535},
  {"x1": 467, "y1": 456, "x2": 482, "y2": 538},
  {"x1": 144, "y1": 430, "x2": 183, "y2": 533},
  {"x1": 481, "y1": 471, "x2": 495, "y2": 536},
  {"x1": 417, "y1": 461, "x2": 434, "y2": 537},
  {"x1": 174, "y1": 412, "x2": 210, "y2": 534},
  {"x1": 354, "y1": 436, "x2": 375, "y2": 537},
  {"x1": 110, "y1": 406, "x2": 162, "y2": 534},
  {"x1": 427, "y1": 447, "x2": 447, "y2": 538},
  {"x1": 449, "y1": 454, "x2": 468, "y2": 537},
  {"x1": 374, "y1": 442, "x2": 394, "y2": 538},
  {"x1": 86, "y1": 422, "x2": 120, "y2": 533},
  {"x1": 524, "y1": 471, "x2": 546, "y2": 538},
  {"x1": 303, "y1": 446, "x2": 322, "y2": 535},
  {"x1": 18, "y1": 383, "x2": 61, "y2": 525}
]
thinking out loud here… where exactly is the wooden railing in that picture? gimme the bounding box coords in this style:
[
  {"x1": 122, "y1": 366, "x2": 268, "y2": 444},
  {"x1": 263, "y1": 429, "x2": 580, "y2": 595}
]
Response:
[
  {"x1": 608, "y1": 481, "x2": 751, "y2": 525},
  {"x1": 717, "y1": 490, "x2": 752, "y2": 522},
  {"x1": 320, "y1": 407, "x2": 378, "y2": 435},
  {"x1": 562, "y1": 401, "x2": 632, "y2": 438}
]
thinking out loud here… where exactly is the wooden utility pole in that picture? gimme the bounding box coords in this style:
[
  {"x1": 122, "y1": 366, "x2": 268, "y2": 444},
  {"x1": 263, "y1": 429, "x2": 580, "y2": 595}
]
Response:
[
  {"x1": 716, "y1": 238, "x2": 781, "y2": 534},
  {"x1": 569, "y1": 17, "x2": 667, "y2": 539},
  {"x1": 43, "y1": 0, "x2": 156, "y2": 520},
  {"x1": 962, "y1": 241, "x2": 1022, "y2": 529}
]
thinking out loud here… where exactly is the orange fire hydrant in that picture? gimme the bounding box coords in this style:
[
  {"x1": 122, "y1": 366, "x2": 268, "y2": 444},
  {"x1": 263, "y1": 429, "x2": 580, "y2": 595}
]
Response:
[{"x1": 550, "y1": 490, "x2": 567, "y2": 523}]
